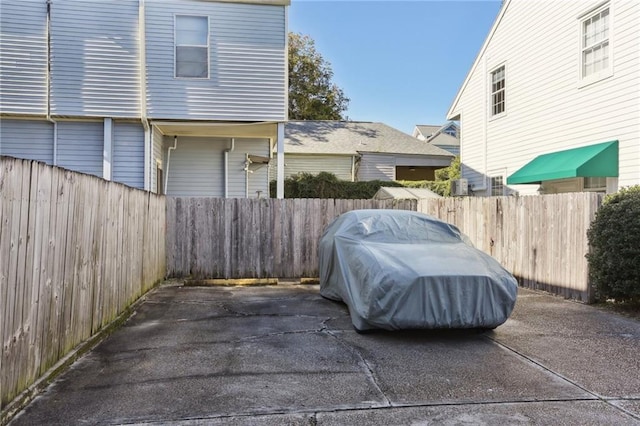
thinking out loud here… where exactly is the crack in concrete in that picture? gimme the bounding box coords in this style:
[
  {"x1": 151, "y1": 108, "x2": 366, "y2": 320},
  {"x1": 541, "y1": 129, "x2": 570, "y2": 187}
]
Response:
[
  {"x1": 319, "y1": 320, "x2": 392, "y2": 408},
  {"x1": 485, "y1": 334, "x2": 640, "y2": 422},
  {"x1": 236, "y1": 327, "x2": 328, "y2": 342},
  {"x1": 218, "y1": 303, "x2": 322, "y2": 319},
  {"x1": 116, "y1": 397, "x2": 636, "y2": 425}
]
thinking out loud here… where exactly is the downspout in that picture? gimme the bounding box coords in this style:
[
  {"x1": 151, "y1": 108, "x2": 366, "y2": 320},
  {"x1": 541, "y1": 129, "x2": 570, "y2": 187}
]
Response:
[
  {"x1": 351, "y1": 155, "x2": 356, "y2": 182},
  {"x1": 244, "y1": 153, "x2": 251, "y2": 198},
  {"x1": 164, "y1": 136, "x2": 177, "y2": 193},
  {"x1": 224, "y1": 138, "x2": 235, "y2": 198},
  {"x1": 139, "y1": 0, "x2": 151, "y2": 191},
  {"x1": 46, "y1": 0, "x2": 58, "y2": 165}
]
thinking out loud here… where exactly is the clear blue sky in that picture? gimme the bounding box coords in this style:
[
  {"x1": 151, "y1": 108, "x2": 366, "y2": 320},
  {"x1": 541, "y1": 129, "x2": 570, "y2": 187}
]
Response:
[{"x1": 288, "y1": 0, "x2": 502, "y2": 134}]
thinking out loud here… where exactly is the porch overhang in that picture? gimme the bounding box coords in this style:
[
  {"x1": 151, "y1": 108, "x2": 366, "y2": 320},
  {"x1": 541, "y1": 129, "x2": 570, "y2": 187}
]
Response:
[
  {"x1": 507, "y1": 141, "x2": 618, "y2": 185},
  {"x1": 153, "y1": 121, "x2": 279, "y2": 141},
  {"x1": 154, "y1": 120, "x2": 286, "y2": 198}
]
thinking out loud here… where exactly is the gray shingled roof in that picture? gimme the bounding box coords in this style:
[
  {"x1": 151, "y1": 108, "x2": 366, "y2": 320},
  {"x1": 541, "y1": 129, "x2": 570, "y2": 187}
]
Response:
[
  {"x1": 284, "y1": 121, "x2": 454, "y2": 157},
  {"x1": 428, "y1": 132, "x2": 460, "y2": 147},
  {"x1": 415, "y1": 125, "x2": 441, "y2": 139}
]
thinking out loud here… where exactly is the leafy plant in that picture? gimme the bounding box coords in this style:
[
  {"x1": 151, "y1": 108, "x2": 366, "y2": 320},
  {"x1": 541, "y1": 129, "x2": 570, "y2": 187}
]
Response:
[
  {"x1": 587, "y1": 185, "x2": 640, "y2": 303},
  {"x1": 270, "y1": 172, "x2": 403, "y2": 199},
  {"x1": 397, "y1": 156, "x2": 461, "y2": 197},
  {"x1": 288, "y1": 33, "x2": 349, "y2": 120}
]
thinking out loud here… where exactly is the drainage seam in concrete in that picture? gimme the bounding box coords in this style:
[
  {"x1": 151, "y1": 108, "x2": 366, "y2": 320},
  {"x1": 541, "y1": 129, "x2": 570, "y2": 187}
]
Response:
[
  {"x1": 115, "y1": 397, "x2": 630, "y2": 425},
  {"x1": 485, "y1": 335, "x2": 640, "y2": 421},
  {"x1": 320, "y1": 321, "x2": 392, "y2": 407}
]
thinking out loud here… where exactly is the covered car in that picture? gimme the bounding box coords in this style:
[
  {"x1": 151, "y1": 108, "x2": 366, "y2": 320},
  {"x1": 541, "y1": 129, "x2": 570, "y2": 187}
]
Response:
[{"x1": 319, "y1": 209, "x2": 517, "y2": 332}]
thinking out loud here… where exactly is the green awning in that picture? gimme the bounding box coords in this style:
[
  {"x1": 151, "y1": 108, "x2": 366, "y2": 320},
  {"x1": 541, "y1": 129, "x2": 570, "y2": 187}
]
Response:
[{"x1": 507, "y1": 141, "x2": 618, "y2": 185}]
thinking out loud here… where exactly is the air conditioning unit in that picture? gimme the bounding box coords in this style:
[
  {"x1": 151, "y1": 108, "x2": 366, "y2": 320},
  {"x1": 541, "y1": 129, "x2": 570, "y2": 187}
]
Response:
[{"x1": 451, "y1": 178, "x2": 469, "y2": 196}]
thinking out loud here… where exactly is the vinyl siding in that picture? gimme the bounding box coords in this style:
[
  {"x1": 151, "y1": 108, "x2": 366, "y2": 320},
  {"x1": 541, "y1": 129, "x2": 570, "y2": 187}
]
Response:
[
  {"x1": 0, "y1": 119, "x2": 53, "y2": 163},
  {"x1": 358, "y1": 153, "x2": 396, "y2": 181},
  {"x1": 435, "y1": 145, "x2": 460, "y2": 156},
  {"x1": 145, "y1": 0, "x2": 286, "y2": 121},
  {"x1": 227, "y1": 138, "x2": 270, "y2": 198},
  {"x1": 50, "y1": 0, "x2": 141, "y2": 117},
  {"x1": 0, "y1": 0, "x2": 48, "y2": 115},
  {"x1": 164, "y1": 136, "x2": 225, "y2": 196},
  {"x1": 113, "y1": 121, "x2": 144, "y2": 188},
  {"x1": 269, "y1": 155, "x2": 354, "y2": 181},
  {"x1": 451, "y1": 0, "x2": 640, "y2": 195},
  {"x1": 56, "y1": 121, "x2": 103, "y2": 178}
]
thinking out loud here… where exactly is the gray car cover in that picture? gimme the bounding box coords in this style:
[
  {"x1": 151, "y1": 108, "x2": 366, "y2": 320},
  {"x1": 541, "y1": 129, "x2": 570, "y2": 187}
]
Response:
[{"x1": 319, "y1": 210, "x2": 518, "y2": 331}]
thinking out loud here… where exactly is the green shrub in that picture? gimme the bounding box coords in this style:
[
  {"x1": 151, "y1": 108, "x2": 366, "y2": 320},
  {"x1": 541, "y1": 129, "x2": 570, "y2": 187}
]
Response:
[
  {"x1": 270, "y1": 157, "x2": 460, "y2": 198},
  {"x1": 587, "y1": 185, "x2": 640, "y2": 303},
  {"x1": 269, "y1": 172, "x2": 404, "y2": 199}
]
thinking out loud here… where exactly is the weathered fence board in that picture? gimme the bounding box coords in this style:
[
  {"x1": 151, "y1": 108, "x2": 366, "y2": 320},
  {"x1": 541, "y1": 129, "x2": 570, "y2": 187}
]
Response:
[
  {"x1": 418, "y1": 193, "x2": 602, "y2": 301},
  {"x1": 166, "y1": 198, "x2": 417, "y2": 279},
  {"x1": 1, "y1": 157, "x2": 166, "y2": 412}
]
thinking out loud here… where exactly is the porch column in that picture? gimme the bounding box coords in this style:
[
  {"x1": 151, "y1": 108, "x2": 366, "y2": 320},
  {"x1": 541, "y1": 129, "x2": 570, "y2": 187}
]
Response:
[
  {"x1": 276, "y1": 122, "x2": 285, "y2": 199},
  {"x1": 103, "y1": 118, "x2": 113, "y2": 181}
]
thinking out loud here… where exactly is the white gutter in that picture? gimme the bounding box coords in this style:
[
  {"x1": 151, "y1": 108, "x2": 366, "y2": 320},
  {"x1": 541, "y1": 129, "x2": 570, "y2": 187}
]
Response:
[
  {"x1": 224, "y1": 138, "x2": 235, "y2": 198},
  {"x1": 276, "y1": 123, "x2": 285, "y2": 198},
  {"x1": 103, "y1": 118, "x2": 113, "y2": 180},
  {"x1": 46, "y1": 0, "x2": 58, "y2": 165},
  {"x1": 164, "y1": 136, "x2": 178, "y2": 193},
  {"x1": 139, "y1": 0, "x2": 151, "y2": 191}
]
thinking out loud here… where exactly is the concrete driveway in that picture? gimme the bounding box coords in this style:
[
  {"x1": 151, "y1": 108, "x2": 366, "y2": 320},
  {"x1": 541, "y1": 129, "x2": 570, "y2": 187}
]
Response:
[{"x1": 9, "y1": 283, "x2": 640, "y2": 425}]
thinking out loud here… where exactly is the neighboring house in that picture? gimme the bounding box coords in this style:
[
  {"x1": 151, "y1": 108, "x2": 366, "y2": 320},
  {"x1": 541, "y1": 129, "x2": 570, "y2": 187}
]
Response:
[
  {"x1": 447, "y1": 0, "x2": 639, "y2": 196},
  {"x1": 270, "y1": 121, "x2": 454, "y2": 182},
  {"x1": 413, "y1": 122, "x2": 460, "y2": 156},
  {"x1": 0, "y1": 0, "x2": 289, "y2": 198}
]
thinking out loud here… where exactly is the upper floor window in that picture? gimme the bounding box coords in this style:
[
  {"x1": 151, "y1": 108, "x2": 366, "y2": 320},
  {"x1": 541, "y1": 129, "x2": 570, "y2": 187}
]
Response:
[
  {"x1": 175, "y1": 15, "x2": 209, "y2": 79},
  {"x1": 581, "y1": 5, "x2": 610, "y2": 80},
  {"x1": 491, "y1": 65, "x2": 505, "y2": 116}
]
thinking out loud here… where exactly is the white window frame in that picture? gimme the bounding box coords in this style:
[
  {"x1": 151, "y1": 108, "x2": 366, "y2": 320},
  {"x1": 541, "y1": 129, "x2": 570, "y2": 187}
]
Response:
[
  {"x1": 489, "y1": 64, "x2": 506, "y2": 119},
  {"x1": 490, "y1": 174, "x2": 504, "y2": 196},
  {"x1": 174, "y1": 15, "x2": 210, "y2": 79},
  {"x1": 578, "y1": 2, "x2": 613, "y2": 87}
]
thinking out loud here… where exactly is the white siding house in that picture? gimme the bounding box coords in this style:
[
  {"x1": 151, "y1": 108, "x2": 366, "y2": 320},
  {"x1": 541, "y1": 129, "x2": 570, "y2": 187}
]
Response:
[
  {"x1": 271, "y1": 121, "x2": 454, "y2": 184},
  {"x1": 447, "y1": 0, "x2": 640, "y2": 196},
  {"x1": 413, "y1": 123, "x2": 460, "y2": 156},
  {"x1": 0, "y1": 0, "x2": 289, "y2": 198}
]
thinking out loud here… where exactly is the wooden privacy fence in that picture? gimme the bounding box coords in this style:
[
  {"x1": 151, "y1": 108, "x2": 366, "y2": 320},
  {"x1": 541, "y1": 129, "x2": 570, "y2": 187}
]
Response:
[
  {"x1": 418, "y1": 193, "x2": 603, "y2": 301},
  {"x1": 0, "y1": 157, "x2": 166, "y2": 411},
  {"x1": 166, "y1": 198, "x2": 416, "y2": 279},
  {"x1": 167, "y1": 193, "x2": 601, "y2": 301}
]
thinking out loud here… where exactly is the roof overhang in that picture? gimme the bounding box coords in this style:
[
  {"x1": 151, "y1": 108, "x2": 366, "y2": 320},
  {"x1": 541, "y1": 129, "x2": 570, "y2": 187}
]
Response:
[
  {"x1": 152, "y1": 121, "x2": 279, "y2": 140},
  {"x1": 446, "y1": 0, "x2": 510, "y2": 120},
  {"x1": 507, "y1": 141, "x2": 619, "y2": 185},
  {"x1": 393, "y1": 155, "x2": 452, "y2": 168},
  {"x1": 196, "y1": 0, "x2": 290, "y2": 5}
]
